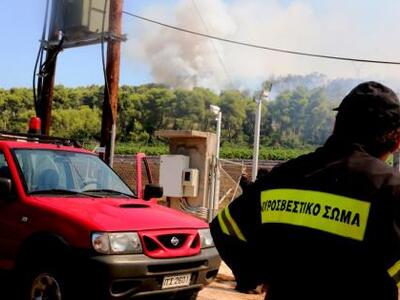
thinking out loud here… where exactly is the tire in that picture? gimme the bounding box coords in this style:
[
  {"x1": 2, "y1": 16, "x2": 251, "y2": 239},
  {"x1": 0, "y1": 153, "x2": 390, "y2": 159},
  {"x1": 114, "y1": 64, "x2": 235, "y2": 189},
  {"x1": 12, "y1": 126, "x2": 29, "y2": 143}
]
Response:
[
  {"x1": 16, "y1": 236, "x2": 81, "y2": 300},
  {"x1": 19, "y1": 262, "x2": 73, "y2": 300},
  {"x1": 28, "y1": 270, "x2": 63, "y2": 300}
]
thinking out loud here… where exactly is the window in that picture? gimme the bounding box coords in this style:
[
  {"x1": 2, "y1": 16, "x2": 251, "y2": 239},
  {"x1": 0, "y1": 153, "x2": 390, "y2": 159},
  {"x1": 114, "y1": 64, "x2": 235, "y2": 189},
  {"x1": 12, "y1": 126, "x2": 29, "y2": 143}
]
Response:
[
  {"x1": 14, "y1": 149, "x2": 134, "y2": 197},
  {"x1": 0, "y1": 152, "x2": 10, "y2": 179}
]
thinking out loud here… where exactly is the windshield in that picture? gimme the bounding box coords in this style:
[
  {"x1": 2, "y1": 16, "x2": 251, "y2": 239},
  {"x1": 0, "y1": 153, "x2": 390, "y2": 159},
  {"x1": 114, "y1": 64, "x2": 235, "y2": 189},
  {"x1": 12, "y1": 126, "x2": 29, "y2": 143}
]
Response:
[{"x1": 13, "y1": 149, "x2": 135, "y2": 197}]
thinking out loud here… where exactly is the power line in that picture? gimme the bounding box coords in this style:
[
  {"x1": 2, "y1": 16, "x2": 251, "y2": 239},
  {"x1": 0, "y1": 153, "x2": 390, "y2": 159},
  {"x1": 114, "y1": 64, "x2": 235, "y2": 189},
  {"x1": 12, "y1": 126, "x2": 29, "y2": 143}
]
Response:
[
  {"x1": 191, "y1": 0, "x2": 234, "y2": 87},
  {"x1": 122, "y1": 10, "x2": 400, "y2": 66}
]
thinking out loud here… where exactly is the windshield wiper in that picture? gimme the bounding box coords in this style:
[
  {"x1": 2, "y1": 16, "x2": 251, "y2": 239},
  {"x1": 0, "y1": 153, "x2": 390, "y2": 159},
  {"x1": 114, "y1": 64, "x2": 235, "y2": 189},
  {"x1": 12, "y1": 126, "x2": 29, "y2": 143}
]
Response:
[
  {"x1": 82, "y1": 189, "x2": 135, "y2": 198},
  {"x1": 30, "y1": 189, "x2": 103, "y2": 198}
]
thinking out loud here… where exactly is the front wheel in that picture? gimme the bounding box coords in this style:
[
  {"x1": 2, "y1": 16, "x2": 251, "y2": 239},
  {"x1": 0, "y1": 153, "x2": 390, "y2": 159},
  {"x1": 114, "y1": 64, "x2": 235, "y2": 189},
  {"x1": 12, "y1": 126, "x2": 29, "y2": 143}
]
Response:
[{"x1": 30, "y1": 272, "x2": 63, "y2": 300}]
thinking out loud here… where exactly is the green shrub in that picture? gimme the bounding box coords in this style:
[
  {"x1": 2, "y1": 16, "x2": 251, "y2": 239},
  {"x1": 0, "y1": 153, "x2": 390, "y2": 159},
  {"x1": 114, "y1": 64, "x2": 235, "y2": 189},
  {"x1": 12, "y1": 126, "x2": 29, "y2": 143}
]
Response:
[
  {"x1": 220, "y1": 146, "x2": 313, "y2": 160},
  {"x1": 103, "y1": 143, "x2": 314, "y2": 161}
]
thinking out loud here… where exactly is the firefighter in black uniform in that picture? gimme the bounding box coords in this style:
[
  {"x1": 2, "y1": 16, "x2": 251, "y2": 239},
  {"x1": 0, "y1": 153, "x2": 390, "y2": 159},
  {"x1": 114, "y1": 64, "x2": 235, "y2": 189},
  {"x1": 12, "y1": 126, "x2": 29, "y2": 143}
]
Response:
[{"x1": 211, "y1": 81, "x2": 400, "y2": 300}]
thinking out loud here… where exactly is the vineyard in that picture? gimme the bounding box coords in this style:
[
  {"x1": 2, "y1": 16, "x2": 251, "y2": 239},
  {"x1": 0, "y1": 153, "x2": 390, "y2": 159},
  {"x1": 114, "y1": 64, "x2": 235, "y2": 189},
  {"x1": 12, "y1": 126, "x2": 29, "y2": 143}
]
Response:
[
  {"x1": 84, "y1": 142, "x2": 314, "y2": 161},
  {"x1": 219, "y1": 146, "x2": 313, "y2": 160}
]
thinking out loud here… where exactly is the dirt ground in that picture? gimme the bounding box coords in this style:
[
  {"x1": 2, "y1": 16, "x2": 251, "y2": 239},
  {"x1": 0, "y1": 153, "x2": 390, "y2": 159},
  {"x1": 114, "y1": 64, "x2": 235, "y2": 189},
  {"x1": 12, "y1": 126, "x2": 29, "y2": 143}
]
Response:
[{"x1": 198, "y1": 262, "x2": 265, "y2": 300}]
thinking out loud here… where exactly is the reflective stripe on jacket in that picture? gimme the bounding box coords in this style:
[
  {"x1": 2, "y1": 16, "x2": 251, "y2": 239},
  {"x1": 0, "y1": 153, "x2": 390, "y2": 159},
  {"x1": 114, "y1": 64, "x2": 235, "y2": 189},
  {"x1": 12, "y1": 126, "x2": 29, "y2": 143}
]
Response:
[{"x1": 211, "y1": 137, "x2": 400, "y2": 300}]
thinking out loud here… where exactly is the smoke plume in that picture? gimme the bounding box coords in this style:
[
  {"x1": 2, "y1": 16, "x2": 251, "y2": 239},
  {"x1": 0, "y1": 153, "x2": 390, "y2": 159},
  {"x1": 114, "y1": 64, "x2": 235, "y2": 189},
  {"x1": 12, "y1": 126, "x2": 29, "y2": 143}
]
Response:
[{"x1": 127, "y1": 0, "x2": 400, "y2": 91}]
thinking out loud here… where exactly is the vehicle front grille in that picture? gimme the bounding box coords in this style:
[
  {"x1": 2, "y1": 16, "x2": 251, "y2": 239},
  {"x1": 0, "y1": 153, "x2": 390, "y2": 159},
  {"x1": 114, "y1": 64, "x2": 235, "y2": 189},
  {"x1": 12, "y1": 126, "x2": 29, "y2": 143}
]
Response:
[
  {"x1": 143, "y1": 236, "x2": 160, "y2": 252},
  {"x1": 140, "y1": 230, "x2": 201, "y2": 258},
  {"x1": 158, "y1": 234, "x2": 188, "y2": 249}
]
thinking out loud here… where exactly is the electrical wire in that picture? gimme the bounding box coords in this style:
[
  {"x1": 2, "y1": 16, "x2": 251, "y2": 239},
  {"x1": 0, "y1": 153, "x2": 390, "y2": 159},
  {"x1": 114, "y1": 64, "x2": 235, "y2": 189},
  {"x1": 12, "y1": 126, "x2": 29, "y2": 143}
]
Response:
[
  {"x1": 34, "y1": 0, "x2": 64, "y2": 116},
  {"x1": 33, "y1": 0, "x2": 50, "y2": 115},
  {"x1": 33, "y1": 44, "x2": 44, "y2": 114},
  {"x1": 191, "y1": 0, "x2": 234, "y2": 87},
  {"x1": 39, "y1": 36, "x2": 64, "y2": 76},
  {"x1": 37, "y1": 1, "x2": 50, "y2": 106},
  {"x1": 101, "y1": 0, "x2": 112, "y2": 120},
  {"x1": 122, "y1": 10, "x2": 400, "y2": 66}
]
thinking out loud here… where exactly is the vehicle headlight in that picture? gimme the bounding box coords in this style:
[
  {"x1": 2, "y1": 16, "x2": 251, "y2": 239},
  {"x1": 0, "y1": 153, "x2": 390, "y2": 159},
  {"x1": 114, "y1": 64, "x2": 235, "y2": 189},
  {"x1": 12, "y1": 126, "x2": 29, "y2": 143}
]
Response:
[
  {"x1": 198, "y1": 229, "x2": 214, "y2": 248},
  {"x1": 91, "y1": 232, "x2": 143, "y2": 254}
]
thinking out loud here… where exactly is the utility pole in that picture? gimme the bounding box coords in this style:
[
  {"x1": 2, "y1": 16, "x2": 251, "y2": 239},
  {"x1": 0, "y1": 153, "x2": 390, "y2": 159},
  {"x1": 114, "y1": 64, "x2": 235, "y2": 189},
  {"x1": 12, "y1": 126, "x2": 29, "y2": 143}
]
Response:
[
  {"x1": 38, "y1": 50, "x2": 58, "y2": 135},
  {"x1": 251, "y1": 96, "x2": 262, "y2": 182},
  {"x1": 209, "y1": 105, "x2": 222, "y2": 221},
  {"x1": 100, "y1": 0, "x2": 123, "y2": 166},
  {"x1": 38, "y1": 1, "x2": 62, "y2": 136},
  {"x1": 37, "y1": 0, "x2": 115, "y2": 137},
  {"x1": 39, "y1": 56, "x2": 57, "y2": 135},
  {"x1": 251, "y1": 81, "x2": 272, "y2": 181}
]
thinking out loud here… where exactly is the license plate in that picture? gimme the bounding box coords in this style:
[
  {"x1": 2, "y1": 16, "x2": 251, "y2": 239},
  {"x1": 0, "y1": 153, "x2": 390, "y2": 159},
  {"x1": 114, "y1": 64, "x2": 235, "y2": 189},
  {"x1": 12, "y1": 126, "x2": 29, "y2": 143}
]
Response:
[{"x1": 162, "y1": 273, "x2": 191, "y2": 289}]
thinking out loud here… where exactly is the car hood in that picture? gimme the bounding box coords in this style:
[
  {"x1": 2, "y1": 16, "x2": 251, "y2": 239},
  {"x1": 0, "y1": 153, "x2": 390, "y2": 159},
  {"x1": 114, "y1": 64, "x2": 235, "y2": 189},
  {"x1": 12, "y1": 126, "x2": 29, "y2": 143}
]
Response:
[{"x1": 29, "y1": 196, "x2": 208, "y2": 231}]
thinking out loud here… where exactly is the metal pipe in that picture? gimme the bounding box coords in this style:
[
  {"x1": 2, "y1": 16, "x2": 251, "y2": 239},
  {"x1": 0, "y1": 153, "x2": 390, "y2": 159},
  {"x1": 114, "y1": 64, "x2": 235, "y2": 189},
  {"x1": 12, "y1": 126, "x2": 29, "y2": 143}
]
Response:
[
  {"x1": 216, "y1": 112, "x2": 222, "y2": 159},
  {"x1": 109, "y1": 122, "x2": 116, "y2": 167},
  {"x1": 252, "y1": 99, "x2": 262, "y2": 181},
  {"x1": 208, "y1": 156, "x2": 216, "y2": 223},
  {"x1": 211, "y1": 112, "x2": 222, "y2": 220}
]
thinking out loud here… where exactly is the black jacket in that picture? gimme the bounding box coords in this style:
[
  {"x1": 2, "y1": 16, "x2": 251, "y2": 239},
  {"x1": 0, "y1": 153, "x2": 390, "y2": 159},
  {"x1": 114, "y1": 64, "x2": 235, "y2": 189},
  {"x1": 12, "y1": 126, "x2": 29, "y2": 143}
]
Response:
[{"x1": 211, "y1": 136, "x2": 400, "y2": 300}]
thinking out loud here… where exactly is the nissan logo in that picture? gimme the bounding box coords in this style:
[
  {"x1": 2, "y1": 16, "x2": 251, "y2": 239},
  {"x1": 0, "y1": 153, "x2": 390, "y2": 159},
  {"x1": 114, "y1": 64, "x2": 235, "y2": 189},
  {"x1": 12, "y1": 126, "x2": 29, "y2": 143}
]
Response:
[{"x1": 171, "y1": 236, "x2": 180, "y2": 246}]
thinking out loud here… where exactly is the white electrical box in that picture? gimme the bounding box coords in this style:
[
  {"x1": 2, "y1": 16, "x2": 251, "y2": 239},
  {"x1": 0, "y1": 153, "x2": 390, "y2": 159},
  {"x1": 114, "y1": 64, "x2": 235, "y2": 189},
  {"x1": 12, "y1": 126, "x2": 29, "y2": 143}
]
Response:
[
  {"x1": 159, "y1": 155, "x2": 190, "y2": 197},
  {"x1": 182, "y1": 169, "x2": 199, "y2": 197},
  {"x1": 63, "y1": 0, "x2": 110, "y2": 34}
]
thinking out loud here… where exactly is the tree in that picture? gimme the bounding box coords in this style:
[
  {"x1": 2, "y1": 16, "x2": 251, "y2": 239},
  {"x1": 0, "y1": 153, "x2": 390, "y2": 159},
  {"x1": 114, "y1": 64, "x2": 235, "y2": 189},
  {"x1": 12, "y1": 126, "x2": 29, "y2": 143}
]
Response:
[
  {"x1": 51, "y1": 106, "x2": 101, "y2": 139},
  {"x1": 0, "y1": 78, "x2": 339, "y2": 147},
  {"x1": 135, "y1": 86, "x2": 176, "y2": 143},
  {"x1": 118, "y1": 86, "x2": 145, "y2": 142},
  {"x1": 219, "y1": 90, "x2": 250, "y2": 145}
]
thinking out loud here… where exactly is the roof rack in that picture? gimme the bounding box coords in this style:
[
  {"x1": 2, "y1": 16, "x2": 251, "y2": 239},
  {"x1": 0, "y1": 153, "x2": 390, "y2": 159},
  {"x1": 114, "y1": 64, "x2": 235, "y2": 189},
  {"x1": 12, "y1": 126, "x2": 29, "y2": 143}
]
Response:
[{"x1": 0, "y1": 131, "x2": 82, "y2": 148}]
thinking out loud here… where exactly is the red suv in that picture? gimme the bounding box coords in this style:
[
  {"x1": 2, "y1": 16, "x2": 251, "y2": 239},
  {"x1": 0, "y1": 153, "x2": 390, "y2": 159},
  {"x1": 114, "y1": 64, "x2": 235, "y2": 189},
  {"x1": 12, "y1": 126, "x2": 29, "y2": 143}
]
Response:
[{"x1": 0, "y1": 132, "x2": 220, "y2": 299}]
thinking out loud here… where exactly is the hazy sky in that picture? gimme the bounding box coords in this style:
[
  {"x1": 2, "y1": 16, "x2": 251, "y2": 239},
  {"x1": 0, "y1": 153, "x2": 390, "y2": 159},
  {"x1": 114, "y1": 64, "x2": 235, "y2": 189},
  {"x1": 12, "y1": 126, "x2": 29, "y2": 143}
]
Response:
[{"x1": 1, "y1": 0, "x2": 400, "y2": 90}]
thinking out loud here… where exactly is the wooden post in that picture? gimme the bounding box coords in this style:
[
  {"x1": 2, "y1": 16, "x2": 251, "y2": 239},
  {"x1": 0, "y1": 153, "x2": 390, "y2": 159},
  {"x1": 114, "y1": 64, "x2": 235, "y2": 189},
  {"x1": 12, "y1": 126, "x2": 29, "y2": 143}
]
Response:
[
  {"x1": 100, "y1": 0, "x2": 123, "y2": 165},
  {"x1": 38, "y1": 1, "x2": 62, "y2": 136},
  {"x1": 38, "y1": 48, "x2": 58, "y2": 135}
]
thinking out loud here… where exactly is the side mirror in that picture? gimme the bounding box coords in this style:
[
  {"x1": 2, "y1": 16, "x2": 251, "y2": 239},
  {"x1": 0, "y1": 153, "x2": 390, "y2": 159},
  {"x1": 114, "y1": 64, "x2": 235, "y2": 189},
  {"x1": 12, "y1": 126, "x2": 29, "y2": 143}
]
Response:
[
  {"x1": 144, "y1": 184, "x2": 163, "y2": 201},
  {"x1": 0, "y1": 178, "x2": 12, "y2": 198}
]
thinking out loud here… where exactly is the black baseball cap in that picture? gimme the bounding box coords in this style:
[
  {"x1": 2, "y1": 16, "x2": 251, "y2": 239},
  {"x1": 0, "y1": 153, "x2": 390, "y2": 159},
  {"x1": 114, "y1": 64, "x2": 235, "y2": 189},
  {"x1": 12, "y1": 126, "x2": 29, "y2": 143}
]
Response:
[{"x1": 334, "y1": 81, "x2": 400, "y2": 132}]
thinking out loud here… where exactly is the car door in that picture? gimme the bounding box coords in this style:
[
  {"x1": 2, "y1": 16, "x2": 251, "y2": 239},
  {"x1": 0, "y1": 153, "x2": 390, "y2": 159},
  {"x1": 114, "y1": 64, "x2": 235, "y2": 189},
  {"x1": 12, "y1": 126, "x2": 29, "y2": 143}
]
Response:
[{"x1": 0, "y1": 151, "x2": 24, "y2": 270}]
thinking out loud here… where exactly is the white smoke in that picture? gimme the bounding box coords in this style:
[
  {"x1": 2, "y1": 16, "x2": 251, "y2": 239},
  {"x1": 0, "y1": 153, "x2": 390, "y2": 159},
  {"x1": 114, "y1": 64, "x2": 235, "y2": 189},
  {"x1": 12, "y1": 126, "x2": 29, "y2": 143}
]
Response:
[{"x1": 126, "y1": 0, "x2": 400, "y2": 91}]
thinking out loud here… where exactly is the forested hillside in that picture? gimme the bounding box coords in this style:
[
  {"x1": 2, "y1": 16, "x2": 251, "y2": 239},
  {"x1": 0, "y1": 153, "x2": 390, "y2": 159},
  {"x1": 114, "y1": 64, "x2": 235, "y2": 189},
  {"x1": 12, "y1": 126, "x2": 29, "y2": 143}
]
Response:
[{"x1": 0, "y1": 75, "x2": 340, "y2": 148}]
